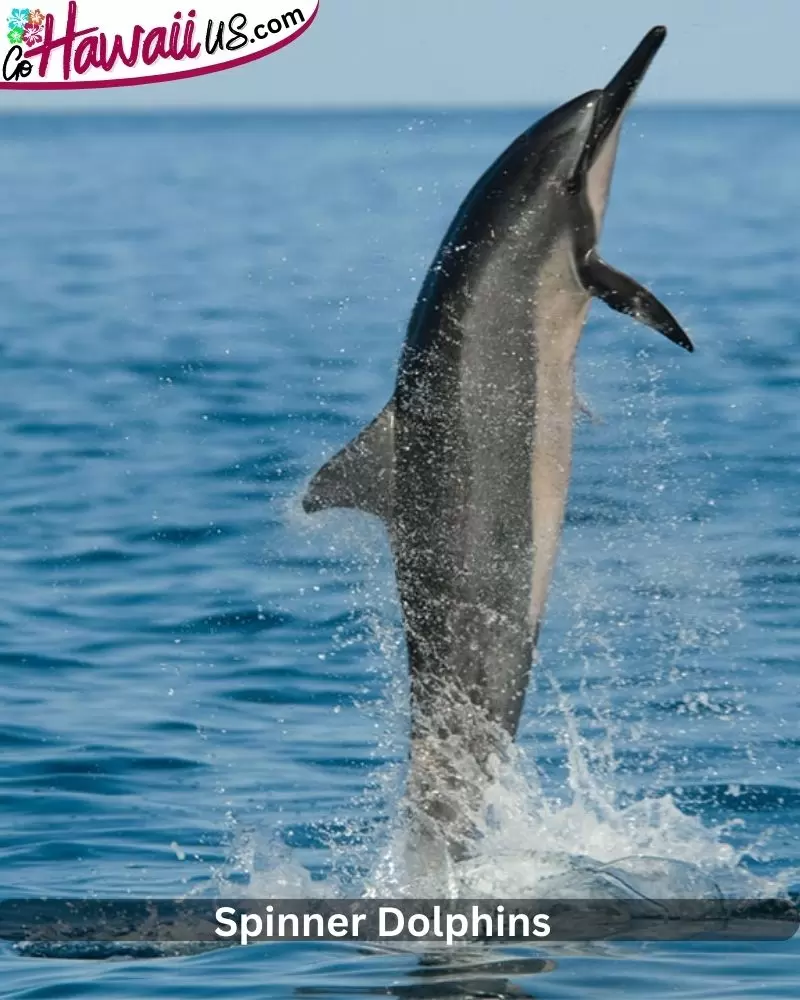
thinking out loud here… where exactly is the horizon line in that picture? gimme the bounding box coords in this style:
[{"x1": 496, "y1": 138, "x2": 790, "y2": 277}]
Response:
[{"x1": 2, "y1": 100, "x2": 800, "y2": 116}]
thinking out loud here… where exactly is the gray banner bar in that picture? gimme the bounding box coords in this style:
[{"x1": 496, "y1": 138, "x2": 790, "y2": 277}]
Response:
[{"x1": 0, "y1": 898, "x2": 797, "y2": 945}]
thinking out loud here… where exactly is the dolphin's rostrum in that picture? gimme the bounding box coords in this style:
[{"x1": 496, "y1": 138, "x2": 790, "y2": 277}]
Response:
[{"x1": 304, "y1": 27, "x2": 692, "y2": 860}]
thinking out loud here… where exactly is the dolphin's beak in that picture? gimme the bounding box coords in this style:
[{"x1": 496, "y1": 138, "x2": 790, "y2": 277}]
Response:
[{"x1": 583, "y1": 26, "x2": 666, "y2": 169}]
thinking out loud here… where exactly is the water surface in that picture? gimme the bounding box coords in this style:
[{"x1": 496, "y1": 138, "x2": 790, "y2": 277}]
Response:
[{"x1": 0, "y1": 107, "x2": 798, "y2": 997}]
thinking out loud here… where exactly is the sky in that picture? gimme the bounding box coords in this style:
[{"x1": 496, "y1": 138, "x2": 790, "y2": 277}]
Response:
[{"x1": 3, "y1": 0, "x2": 800, "y2": 111}]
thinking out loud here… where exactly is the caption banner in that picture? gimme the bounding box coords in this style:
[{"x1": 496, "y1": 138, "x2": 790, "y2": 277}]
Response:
[{"x1": 0, "y1": 897, "x2": 797, "y2": 947}]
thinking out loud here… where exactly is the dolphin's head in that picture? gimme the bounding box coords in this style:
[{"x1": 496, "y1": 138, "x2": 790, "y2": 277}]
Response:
[
  {"x1": 572, "y1": 26, "x2": 666, "y2": 234},
  {"x1": 492, "y1": 27, "x2": 666, "y2": 235},
  {"x1": 411, "y1": 26, "x2": 690, "y2": 355},
  {"x1": 470, "y1": 26, "x2": 690, "y2": 353}
]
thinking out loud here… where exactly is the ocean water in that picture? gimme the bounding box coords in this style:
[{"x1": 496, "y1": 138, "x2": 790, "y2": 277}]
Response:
[{"x1": 0, "y1": 106, "x2": 798, "y2": 996}]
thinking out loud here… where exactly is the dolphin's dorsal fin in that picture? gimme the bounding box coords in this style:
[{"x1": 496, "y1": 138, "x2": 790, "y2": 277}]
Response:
[
  {"x1": 302, "y1": 402, "x2": 395, "y2": 521},
  {"x1": 579, "y1": 249, "x2": 694, "y2": 352}
]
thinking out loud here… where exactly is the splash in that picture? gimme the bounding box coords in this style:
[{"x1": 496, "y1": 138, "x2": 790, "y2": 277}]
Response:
[
  {"x1": 213, "y1": 621, "x2": 784, "y2": 904},
  {"x1": 269, "y1": 358, "x2": 798, "y2": 908},
  {"x1": 361, "y1": 707, "x2": 761, "y2": 901}
]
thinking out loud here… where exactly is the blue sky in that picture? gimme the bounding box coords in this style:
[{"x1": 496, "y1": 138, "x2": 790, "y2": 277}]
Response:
[{"x1": 4, "y1": 0, "x2": 800, "y2": 110}]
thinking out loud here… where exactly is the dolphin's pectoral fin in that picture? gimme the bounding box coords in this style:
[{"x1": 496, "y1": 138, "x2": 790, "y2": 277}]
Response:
[
  {"x1": 302, "y1": 402, "x2": 395, "y2": 520},
  {"x1": 580, "y1": 250, "x2": 694, "y2": 352}
]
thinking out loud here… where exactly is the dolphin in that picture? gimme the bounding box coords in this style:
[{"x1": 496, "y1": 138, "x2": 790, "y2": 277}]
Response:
[{"x1": 303, "y1": 26, "x2": 692, "y2": 860}]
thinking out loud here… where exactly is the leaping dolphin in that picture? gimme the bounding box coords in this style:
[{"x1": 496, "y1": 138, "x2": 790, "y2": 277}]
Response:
[{"x1": 304, "y1": 27, "x2": 692, "y2": 861}]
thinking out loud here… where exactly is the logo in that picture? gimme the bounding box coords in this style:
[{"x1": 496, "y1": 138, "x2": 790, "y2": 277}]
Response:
[{"x1": 1, "y1": 1, "x2": 319, "y2": 88}]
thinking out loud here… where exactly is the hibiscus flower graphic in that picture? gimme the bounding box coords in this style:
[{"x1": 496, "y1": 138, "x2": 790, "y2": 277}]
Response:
[
  {"x1": 7, "y1": 8, "x2": 30, "y2": 31},
  {"x1": 27, "y1": 7, "x2": 44, "y2": 25},
  {"x1": 7, "y1": 25, "x2": 23, "y2": 44},
  {"x1": 23, "y1": 20, "x2": 41, "y2": 45}
]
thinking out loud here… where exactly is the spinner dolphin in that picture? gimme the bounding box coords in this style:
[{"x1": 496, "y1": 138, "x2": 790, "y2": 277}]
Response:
[{"x1": 304, "y1": 27, "x2": 692, "y2": 859}]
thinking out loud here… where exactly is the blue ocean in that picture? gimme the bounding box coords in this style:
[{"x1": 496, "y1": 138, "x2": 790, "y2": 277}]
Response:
[{"x1": 0, "y1": 107, "x2": 798, "y2": 997}]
